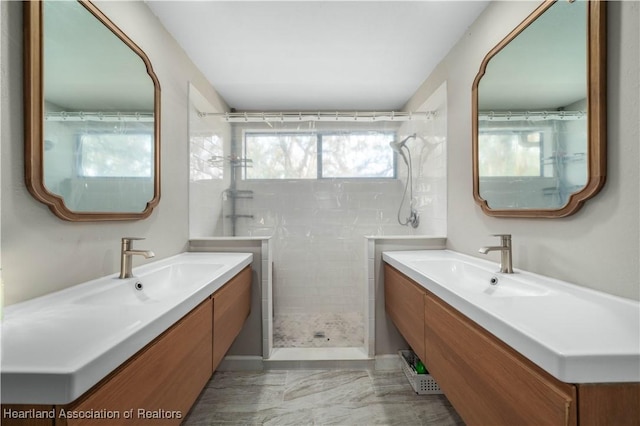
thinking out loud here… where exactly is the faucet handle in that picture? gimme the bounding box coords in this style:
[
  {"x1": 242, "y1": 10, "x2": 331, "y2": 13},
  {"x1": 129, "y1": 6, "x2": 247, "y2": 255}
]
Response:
[
  {"x1": 492, "y1": 233, "x2": 511, "y2": 239},
  {"x1": 121, "y1": 237, "x2": 145, "y2": 250},
  {"x1": 122, "y1": 237, "x2": 145, "y2": 242},
  {"x1": 491, "y1": 234, "x2": 512, "y2": 246}
]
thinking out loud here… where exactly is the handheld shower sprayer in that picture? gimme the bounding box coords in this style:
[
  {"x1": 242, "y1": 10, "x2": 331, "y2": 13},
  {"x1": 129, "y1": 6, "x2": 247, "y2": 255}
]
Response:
[
  {"x1": 390, "y1": 134, "x2": 415, "y2": 149},
  {"x1": 390, "y1": 134, "x2": 419, "y2": 229},
  {"x1": 389, "y1": 136, "x2": 412, "y2": 166}
]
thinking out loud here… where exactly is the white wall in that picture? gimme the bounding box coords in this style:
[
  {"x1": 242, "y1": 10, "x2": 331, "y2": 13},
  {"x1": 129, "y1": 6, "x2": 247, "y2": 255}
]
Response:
[
  {"x1": 0, "y1": 1, "x2": 227, "y2": 305},
  {"x1": 0, "y1": 1, "x2": 3, "y2": 312},
  {"x1": 405, "y1": 1, "x2": 639, "y2": 300}
]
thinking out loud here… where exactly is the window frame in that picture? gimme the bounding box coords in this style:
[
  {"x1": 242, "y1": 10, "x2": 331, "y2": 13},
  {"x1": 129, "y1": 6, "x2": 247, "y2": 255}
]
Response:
[{"x1": 241, "y1": 129, "x2": 398, "y2": 181}]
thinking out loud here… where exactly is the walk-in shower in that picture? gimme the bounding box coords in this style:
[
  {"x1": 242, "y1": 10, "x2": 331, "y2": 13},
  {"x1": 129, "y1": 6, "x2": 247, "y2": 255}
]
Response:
[
  {"x1": 220, "y1": 112, "x2": 420, "y2": 357},
  {"x1": 189, "y1": 82, "x2": 447, "y2": 361}
]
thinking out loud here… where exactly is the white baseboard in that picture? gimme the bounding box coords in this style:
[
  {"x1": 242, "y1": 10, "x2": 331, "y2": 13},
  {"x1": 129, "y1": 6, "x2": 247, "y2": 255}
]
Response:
[{"x1": 217, "y1": 353, "x2": 402, "y2": 372}]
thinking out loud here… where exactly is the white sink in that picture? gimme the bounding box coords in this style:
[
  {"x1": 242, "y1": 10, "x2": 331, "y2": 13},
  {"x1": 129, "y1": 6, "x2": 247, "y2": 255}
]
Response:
[
  {"x1": 382, "y1": 249, "x2": 640, "y2": 384},
  {"x1": 409, "y1": 259, "x2": 550, "y2": 298},
  {"x1": 1, "y1": 252, "x2": 252, "y2": 405},
  {"x1": 72, "y1": 263, "x2": 225, "y2": 306}
]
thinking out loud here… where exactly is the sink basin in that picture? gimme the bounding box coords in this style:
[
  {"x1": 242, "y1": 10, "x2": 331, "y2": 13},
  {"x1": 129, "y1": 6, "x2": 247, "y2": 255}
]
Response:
[
  {"x1": 409, "y1": 259, "x2": 550, "y2": 298},
  {"x1": 73, "y1": 282, "x2": 157, "y2": 305},
  {"x1": 1, "y1": 252, "x2": 253, "y2": 405},
  {"x1": 73, "y1": 263, "x2": 225, "y2": 306},
  {"x1": 382, "y1": 249, "x2": 640, "y2": 384}
]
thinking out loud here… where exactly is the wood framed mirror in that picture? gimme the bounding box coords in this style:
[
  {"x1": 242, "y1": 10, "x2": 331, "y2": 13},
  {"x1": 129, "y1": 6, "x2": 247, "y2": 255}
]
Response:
[
  {"x1": 472, "y1": 0, "x2": 606, "y2": 218},
  {"x1": 24, "y1": 0, "x2": 161, "y2": 221}
]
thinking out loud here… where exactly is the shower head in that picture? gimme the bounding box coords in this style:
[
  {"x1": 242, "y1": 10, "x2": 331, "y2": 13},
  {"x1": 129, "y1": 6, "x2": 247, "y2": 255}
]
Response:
[
  {"x1": 391, "y1": 144, "x2": 409, "y2": 166},
  {"x1": 389, "y1": 134, "x2": 416, "y2": 165}
]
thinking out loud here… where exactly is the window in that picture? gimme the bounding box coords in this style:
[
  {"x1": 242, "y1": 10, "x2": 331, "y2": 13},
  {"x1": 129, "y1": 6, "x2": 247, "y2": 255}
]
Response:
[
  {"x1": 478, "y1": 130, "x2": 545, "y2": 177},
  {"x1": 78, "y1": 133, "x2": 153, "y2": 178},
  {"x1": 321, "y1": 133, "x2": 395, "y2": 178},
  {"x1": 243, "y1": 131, "x2": 395, "y2": 179},
  {"x1": 244, "y1": 133, "x2": 317, "y2": 179}
]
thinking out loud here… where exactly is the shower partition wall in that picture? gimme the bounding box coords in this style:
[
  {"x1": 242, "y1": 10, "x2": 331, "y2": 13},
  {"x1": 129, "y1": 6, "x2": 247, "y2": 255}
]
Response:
[
  {"x1": 188, "y1": 85, "x2": 230, "y2": 238},
  {"x1": 189, "y1": 83, "x2": 448, "y2": 360}
]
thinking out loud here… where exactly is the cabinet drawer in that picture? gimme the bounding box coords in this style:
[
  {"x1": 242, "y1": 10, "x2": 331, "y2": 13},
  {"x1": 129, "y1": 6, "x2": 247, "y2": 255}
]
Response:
[
  {"x1": 212, "y1": 266, "x2": 252, "y2": 372},
  {"x1": 424, "y1": 293, "x2": 577, "y2": 426},
  {"x1": 62, "y1": 298, "x2": 213, "y2": 426},
  {"x1": 384, "y1": 264, "x2": 426, "y2": 362}
]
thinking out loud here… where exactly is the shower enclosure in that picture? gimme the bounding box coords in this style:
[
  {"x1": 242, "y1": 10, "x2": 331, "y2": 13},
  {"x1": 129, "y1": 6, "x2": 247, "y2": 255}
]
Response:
[{"x1": 188, "y1": 83, "x2": 447, "y2": 360}]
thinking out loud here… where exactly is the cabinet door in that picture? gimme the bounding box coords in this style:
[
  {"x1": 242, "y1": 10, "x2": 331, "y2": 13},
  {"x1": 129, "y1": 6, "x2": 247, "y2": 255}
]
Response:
[
  {"x1": 424, "y1": 293, "x2": 577, "y2": 426},
  {"x1": 62, "y1": 298, "x2": 213, "y2": 426},
  {"x1": 384, "y1": 264, "x2": 426, "y2": 362},
  {"x1": 212, "y1": 266, "x2": 252, "y2": 372},
  {"x1": 577, "y1": 383, "x2": 640, "y2": 426}
]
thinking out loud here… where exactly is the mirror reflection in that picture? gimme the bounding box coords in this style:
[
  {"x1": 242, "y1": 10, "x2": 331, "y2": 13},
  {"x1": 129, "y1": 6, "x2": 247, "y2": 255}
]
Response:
[
  {"x1": 473, "y1": 0, "x2": 604, "y2": 215},
  {"x1": 26, "y1": 0, "x2": 160, "y2": 219}
]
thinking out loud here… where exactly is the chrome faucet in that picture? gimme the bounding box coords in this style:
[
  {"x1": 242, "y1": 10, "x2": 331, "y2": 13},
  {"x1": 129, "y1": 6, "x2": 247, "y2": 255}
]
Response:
[
  {"x1": 120, "y1": 237, "x2": 155, "y2": 279},
  {"x1": 479, "y1": 234, "x2": 513, "y2": 274}
]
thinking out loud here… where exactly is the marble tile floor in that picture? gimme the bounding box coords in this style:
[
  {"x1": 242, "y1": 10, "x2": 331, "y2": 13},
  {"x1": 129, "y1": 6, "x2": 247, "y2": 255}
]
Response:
[
  {"x1": 184, "y1": 369, "x2": 464, "y2": 425},
  {"x1": 273, "y1": 313, "x2": 364, "y2": 348}
]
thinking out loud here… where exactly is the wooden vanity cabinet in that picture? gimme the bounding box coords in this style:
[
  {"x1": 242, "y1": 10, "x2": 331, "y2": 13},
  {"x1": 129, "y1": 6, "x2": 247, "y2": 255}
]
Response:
[
  {"x1": 2, "y1": 300, "x2": 213, "y2": 426},
  {"x1": 576, "y1": 383, "x2": 640, "y2": 426},
  {"x1": 384, "y1": 265, "x2": 426, "y2": 362},
  {"x1": 383, "y1": 263, "x2": 640, "y2": 426},
  {"x1": 1, "y1": 266, "x2": 252, "y2": 426},
  {"x1": 212, "y1": 266, "x2": 252, "y2": 372},
  {"x1": 60, "y1": 298, "x2": 213, "y2": 426},
  {"x1": 424, "y1": 292, "x2": 577, "y2": 426}
]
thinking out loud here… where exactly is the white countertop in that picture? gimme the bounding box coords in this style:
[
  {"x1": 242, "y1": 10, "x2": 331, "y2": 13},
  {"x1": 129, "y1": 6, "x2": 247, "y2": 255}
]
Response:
[
  {"x1": 1, "y1": 252, "x2": 253, "y2": 404},
  {"x1": 383, "y1": 250, "x2": 640, "y2": 384}
]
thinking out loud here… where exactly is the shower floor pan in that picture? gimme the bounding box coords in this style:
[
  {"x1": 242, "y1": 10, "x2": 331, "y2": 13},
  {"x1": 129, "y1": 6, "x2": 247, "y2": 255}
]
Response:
[{"x1": 273, "y1": 312, "x2": 364, "y2": 348}]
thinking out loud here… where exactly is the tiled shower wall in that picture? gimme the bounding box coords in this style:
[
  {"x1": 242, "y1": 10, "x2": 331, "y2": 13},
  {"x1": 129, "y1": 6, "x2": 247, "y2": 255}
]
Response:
[
  {"x1": 397, "y1": 109, "x2": 448, "y2": 235},
  {"x1": 229, "y1": 109, "x2": 447, "y2": 316},
  {"x1": 189, "y1": 84, "x2": 231, "y2": 238},
  {"x1": 189, "y1": 83, "x2": 448, "y2": 346},
  {"x1": 233, "y1": 178, "x2": 413, "y2": 315}
]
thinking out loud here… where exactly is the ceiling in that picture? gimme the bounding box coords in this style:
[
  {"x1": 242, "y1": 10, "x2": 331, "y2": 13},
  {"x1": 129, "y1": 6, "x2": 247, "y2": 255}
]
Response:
[{"x1": 145, "y1": 1, "x2": 490, "y2": 111}]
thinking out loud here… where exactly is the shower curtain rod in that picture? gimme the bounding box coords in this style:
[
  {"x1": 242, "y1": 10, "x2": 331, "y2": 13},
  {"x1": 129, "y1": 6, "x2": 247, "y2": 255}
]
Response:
[
  {"x1": 45, "y1": 111, "x2": 154, "y2": 122},
  {"x1": 479, "y1": 110, "x2": 586, "y2": 122},
  {"x1": 199, "y1": 111, "x2": 435, "y2": 123}
]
